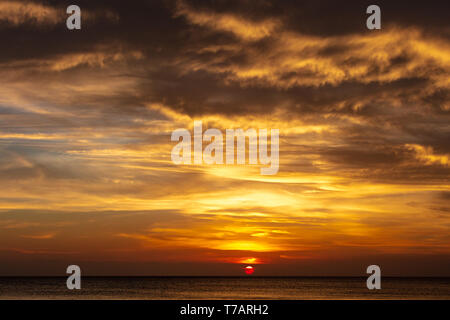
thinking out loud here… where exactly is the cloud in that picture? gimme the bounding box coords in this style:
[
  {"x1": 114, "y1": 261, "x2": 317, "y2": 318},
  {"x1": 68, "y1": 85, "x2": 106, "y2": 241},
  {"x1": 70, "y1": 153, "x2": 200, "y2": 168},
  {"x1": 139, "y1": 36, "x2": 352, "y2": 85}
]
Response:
[
  {"x1": 175, "y1": 0, "x2": 280, "y2": 41},
  {"x1": 21, "y1": 233, "x2": 55, "y2": 239},
  {"x1": 0, "y1": 0, "x2": 60, "y2": 26},
  {"x1": 0, "y1": 0, "x2": 119, "y2": 27},
  {"x1": 406, "y1": 144, "x2": 449, "y2": 167}
]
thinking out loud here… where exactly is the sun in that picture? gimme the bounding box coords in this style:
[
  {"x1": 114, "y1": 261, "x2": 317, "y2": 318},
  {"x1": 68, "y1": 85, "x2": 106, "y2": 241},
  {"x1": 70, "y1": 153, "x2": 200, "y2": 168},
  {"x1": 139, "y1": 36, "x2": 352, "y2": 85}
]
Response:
[{"x1": 244, "y1": 265, "x2": 254, "y2": 275}]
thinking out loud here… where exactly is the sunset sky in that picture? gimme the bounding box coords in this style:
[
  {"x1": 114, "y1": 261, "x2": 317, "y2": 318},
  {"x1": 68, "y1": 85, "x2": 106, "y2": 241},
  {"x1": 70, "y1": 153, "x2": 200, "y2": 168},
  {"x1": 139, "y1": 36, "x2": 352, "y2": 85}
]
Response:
[{"x1": 0, "y1": 0, "x2": 449, "y2": 276}]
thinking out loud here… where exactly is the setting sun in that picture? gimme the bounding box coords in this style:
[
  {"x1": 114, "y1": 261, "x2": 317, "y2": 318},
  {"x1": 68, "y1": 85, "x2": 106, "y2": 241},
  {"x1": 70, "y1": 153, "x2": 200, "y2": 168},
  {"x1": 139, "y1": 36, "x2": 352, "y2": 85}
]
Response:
[{"x1": 244, "y1": 266, "x2": 255, "y2": 275}]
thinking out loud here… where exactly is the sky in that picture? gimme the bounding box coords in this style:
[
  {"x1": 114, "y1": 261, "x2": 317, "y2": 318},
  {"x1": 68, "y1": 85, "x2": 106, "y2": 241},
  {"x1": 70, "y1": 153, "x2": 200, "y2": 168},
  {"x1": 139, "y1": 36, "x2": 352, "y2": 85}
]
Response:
[{"x1": 0, "y1": 0, "x2": 449, "y2": 276}]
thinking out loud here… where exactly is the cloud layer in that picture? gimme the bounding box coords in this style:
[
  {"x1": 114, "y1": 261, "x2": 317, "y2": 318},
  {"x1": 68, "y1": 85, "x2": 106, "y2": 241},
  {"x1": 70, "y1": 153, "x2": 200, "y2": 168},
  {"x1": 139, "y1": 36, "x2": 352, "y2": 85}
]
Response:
[{"x1": 0, "y1": 0, "x2": 449, "y2": 275}]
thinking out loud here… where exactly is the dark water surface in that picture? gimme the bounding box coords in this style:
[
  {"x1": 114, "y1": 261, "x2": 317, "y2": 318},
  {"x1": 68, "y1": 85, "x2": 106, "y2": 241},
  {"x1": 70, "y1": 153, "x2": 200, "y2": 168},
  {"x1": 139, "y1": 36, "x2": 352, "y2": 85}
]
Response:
[{"x1": 1, "y1": 277, "x2": 449, "y2": 300}]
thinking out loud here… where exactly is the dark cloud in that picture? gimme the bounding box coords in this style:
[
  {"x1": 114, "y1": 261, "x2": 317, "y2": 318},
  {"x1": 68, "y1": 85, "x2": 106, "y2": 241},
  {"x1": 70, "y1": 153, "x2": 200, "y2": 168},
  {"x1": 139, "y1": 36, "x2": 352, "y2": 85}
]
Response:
[{"x1": 0, "y1": 0, "x2": 448, "y2": 118}]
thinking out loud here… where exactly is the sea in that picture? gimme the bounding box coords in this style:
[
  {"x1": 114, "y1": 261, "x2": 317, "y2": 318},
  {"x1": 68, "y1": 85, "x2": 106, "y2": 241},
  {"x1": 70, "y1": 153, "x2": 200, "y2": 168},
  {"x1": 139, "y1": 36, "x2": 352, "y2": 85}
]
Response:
[{"x1": 0, "y1": 277, "x2": 449, "y2": 300}]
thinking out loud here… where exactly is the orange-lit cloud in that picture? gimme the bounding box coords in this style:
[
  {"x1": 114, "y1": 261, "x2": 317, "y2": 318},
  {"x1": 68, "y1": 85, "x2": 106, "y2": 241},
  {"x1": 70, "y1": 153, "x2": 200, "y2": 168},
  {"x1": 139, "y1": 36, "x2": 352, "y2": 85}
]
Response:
[
  {"x1": 176, "y1": 0, "x2": 280, "y2": 41},
  {"x1": 0, "y1": 0, "x2": 60, "y2": 25}
]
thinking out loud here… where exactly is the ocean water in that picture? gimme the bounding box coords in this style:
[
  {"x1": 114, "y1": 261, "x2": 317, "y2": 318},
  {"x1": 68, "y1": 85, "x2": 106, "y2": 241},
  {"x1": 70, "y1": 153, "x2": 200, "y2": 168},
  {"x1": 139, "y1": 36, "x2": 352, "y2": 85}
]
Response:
[{"x1": 0, "y1": 277, "x2": 449, "y2": 300}]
